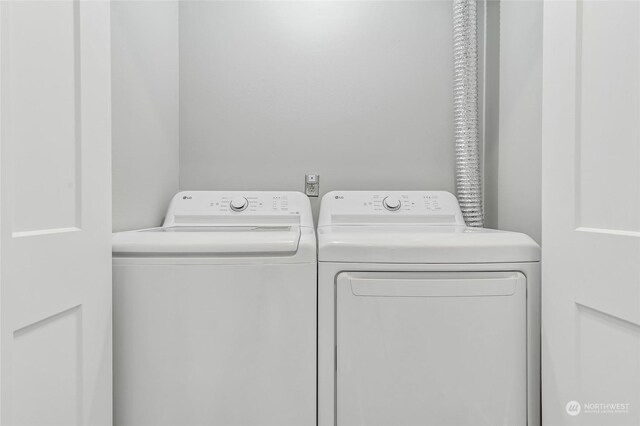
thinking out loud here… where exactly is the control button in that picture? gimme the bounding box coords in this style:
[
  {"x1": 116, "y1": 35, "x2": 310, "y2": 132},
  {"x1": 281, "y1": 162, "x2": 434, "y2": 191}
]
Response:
[
  {"x1": 230, "y1": 197, "x2": 248, "y2": 212},
  {"x1": 383, "y1": 196, "x2": 401, "y2": 211}
]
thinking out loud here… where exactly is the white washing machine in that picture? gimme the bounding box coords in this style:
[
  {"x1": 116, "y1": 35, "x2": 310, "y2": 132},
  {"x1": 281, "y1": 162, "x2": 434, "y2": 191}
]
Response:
[
  {"x1": 112, "y1": 191, "x2": 316, "y2": 426},
  {"x1": 317, "y1": 191, "x2": 540, "y2": 426}
]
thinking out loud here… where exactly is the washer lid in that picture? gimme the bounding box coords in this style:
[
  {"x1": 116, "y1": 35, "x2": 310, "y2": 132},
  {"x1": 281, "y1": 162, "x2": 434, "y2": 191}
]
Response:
[
  {"x1": 113, "y1": 225, "x2": 302, "y2": 256},
  {"x1": 112, "y1": 191, "x2": 315, "y2": 259}
]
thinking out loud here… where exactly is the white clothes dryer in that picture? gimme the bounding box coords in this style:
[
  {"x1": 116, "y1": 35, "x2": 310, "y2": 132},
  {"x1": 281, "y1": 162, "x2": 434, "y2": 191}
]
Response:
[
  {"x1": 317, "y1": 191, "x2": 540, "y2": 426},
  {"x1": 113, "y1": 191, "x2": 316, "y2": 426}
]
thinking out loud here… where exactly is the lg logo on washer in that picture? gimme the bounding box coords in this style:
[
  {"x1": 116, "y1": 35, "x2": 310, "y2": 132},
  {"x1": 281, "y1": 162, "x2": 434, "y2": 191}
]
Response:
[{"x1": 334, "y1": 195, "x2": 344, "y2": 199}]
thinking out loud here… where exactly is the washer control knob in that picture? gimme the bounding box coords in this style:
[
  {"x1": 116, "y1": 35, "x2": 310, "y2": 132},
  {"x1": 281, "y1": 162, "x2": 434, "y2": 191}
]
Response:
[
  {"x1": 383, "y1": 196, "x2": 401, "y2": 211},
  {"x1": 230, "y1": 197, "x2": 249, "y2": 212}
]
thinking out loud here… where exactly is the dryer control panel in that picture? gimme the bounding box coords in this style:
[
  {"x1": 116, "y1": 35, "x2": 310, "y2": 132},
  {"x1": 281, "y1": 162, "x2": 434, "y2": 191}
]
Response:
[
  {"x1": 318, "y1": 191, "x2": 466, "y2": 227},
  {"x1": 163, "y1": 191, "x2": 314, "y2": 228}
]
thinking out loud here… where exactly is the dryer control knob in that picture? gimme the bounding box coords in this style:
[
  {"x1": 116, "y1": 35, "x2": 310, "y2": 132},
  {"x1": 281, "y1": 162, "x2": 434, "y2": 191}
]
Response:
[
  {"x1": 230, "y1": 197, "x2": 249, "y2": 212},
  {"x1": 383, "y1": 196, "x2": 401, "y2": 211}
]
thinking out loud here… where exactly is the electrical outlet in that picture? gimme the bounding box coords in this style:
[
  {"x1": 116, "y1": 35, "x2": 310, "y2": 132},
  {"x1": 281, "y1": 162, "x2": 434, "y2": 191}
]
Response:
[{"x1": 305, "y1": 174, "x2": 320, "y2": 197}]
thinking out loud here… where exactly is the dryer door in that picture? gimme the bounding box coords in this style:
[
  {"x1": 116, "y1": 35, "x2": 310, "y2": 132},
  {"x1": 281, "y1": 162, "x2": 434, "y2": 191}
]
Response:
[{"x1": 336, "y1": 271, "x2": 527, "y2": 426}]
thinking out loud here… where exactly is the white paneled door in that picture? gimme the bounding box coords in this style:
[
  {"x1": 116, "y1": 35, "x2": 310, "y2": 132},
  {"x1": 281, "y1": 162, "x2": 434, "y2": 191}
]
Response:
[
  {"x1": 542, "y1": 1, "x2": 640, "y2": 425},
  {"x1": 0, "y1": 1, "x2": 112, "y2": 425}
]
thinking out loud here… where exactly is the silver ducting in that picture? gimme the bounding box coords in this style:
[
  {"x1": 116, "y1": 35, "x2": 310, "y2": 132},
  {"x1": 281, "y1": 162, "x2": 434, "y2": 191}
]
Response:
[{"x1": 453, "y1": 0, "x2": 483, "y2": 227}]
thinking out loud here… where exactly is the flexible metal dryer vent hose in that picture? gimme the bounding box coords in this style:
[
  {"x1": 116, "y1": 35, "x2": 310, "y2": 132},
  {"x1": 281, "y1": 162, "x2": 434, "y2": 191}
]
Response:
[{"x1": 453, "y1": 0, "x2": 483, "y2": 227}]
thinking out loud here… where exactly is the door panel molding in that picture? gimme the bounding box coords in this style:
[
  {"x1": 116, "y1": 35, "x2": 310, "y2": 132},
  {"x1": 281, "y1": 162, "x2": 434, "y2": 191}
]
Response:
[
  {"x1": 4, "y1": 0, "x2": 83, "y2": 236},
  {"x1": 574, "y1": 0, "x2": 640, "y2": 234},
  {"x1": 576, "y1": 302, "x2": 640, "y2": 329},
  {"x1": 12, "y1": 305, "x2": 83, "y2": 426}
]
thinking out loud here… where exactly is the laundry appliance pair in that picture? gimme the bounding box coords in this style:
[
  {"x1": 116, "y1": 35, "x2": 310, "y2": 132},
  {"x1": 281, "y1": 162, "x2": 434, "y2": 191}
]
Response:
[{"x1": 113, "y1": 190, "x2": 540, "y2": 426}]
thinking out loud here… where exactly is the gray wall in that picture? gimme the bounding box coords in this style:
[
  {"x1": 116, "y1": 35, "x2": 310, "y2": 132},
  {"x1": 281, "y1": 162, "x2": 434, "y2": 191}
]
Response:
[
  {"x1": 111, "y1": 1, "x2": 179, "y2": 232},
  {"x1": 111, "y1": 0, "x2": 543, "y2": 238},
  {"x1": 484, "y1": 0, "x2": 543, "y2": 243},
  {"x1": 178, "y1": 1, "x2": 455, "y2": 219}
]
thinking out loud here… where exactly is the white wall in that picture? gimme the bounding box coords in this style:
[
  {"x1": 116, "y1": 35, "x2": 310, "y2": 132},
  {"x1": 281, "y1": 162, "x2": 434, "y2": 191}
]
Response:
[
  {"x1": 178, "y1": 1, "x2": 455, "y2": 219},
  {"x1": 484, "y1": 0, "x2": 543, "y2": 243},
  {"x1": 111, "y1": 1, "x2": 179, "y2": 232}
]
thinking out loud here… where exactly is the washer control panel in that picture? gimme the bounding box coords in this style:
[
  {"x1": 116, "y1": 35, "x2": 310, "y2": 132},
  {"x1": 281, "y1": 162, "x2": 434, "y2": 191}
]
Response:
[
  {"x1": 163, "y1": 191, "x2": 314, "y2": 228},
  {"x1": 318, "y1": 191, "x2": 466, "y2": 226}
]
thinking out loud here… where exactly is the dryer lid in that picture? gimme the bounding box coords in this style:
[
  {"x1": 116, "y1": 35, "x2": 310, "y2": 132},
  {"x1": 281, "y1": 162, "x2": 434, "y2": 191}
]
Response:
[
  {"x1": 317, "y1": 191, "x2": 539, "y2": 263},
  {"x1": 318, "y1": 225, "x2": 540, "y2": 263}
]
